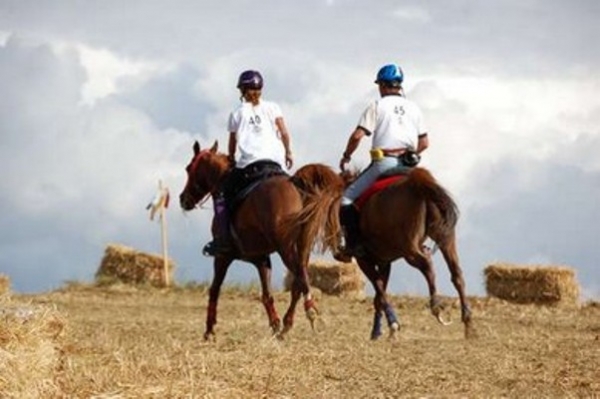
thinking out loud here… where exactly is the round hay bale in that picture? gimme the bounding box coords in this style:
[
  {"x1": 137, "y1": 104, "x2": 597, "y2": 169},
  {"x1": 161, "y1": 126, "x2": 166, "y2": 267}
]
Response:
[
  {"x1": 484, "y1": 263, "x2": 580, "y2": 306},
  {"x1": 284, "y1": 259, "x2": 365, "y2": 298},
  {"x1": 96, "y1": 243, "x2": 175, "y2": 288},
  {"x1": 0, "y1": 274, "x2": 10, "y2": 295},
  {"x1": 0, "y1": 296, "x2": 66, "y2": 397}
]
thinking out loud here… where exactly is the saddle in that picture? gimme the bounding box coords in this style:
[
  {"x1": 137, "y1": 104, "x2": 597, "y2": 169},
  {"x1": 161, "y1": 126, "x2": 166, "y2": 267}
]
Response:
[
  {"x1": 354, "y1": 169, "x2": 409, "y2": 209},
  {"x1": 222, "y1": 160, "x2": 288, "y2": 213}
]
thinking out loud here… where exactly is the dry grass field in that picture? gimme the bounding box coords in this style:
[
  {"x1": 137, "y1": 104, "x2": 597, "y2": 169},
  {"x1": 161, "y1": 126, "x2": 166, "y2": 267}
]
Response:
[{"x1": 3, "y1": 282, "x2": 600, "y2": 398}]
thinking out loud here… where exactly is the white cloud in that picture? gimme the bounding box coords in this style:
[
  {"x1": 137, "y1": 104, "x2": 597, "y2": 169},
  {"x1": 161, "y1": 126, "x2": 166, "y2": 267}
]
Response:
[
  {"x1": 392, "y1": 6, "x2": 431, "y2": 23},
  {"x1": 0, "y1": 30, "x2": 10, "y2": 46},
  {"x1": 75, "y1": 44, "x2": 173, "y2": 105},
  {"x1": 406, "y1": 74, "x2": 600, "y2": 198}
]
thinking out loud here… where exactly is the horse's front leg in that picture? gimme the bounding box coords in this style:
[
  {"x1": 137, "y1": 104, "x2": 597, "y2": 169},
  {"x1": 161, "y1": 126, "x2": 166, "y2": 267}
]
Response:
[
  {"x1": 357, "y1": 259, "x2": 399, "y2": 340},
  {"x1": 252, "y1": 256, "x2": 281, "y2": 335},
  {"x1": 378, "y1": 262, "x2": 400, "y2": 338},
  {"x1": 204, "y1": 257, "x2": 232, "y2": 341}
]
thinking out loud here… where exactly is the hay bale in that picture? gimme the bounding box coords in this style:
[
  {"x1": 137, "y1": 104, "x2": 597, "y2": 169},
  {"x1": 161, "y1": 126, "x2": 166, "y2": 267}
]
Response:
[
  {"x1": 0, "y1": 274, "x2": 10, "y2": 295},
  {"x1": 484, "y1": 263, "x2": 580, "y2": 305},
  {"x1": 284, "y1": 259, "x2": 365, "y2": 298},
  {"x1": 96, "y1": 243, "x2": 175, "y2": 288},
  {"x1": 0, "y1": 296, "x2": 66, "y2": 397}
]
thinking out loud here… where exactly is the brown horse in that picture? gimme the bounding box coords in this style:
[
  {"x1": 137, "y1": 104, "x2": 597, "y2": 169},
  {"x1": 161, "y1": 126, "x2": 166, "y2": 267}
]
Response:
[
  {"x1": 307, "y1": 167, "x2": 474, "y2": 339},
  {"x1": 179, "y1": 140, "x2": 339, "y2": 340}
]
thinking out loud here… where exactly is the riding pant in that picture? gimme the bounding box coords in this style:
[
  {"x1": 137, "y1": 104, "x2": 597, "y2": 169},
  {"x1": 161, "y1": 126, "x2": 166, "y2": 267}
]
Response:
[{"x1": 341, "y1": 156, "x2": 411, "y2": 206}]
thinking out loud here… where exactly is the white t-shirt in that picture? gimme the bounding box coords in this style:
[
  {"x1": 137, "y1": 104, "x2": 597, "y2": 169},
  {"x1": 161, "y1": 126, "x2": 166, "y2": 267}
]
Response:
[
  {"x1": 228, "y1": 100, "x2": 285, "y2": 168},
  {"x1": 357, "y1": 94, "x2": 427, "y2": 150}
]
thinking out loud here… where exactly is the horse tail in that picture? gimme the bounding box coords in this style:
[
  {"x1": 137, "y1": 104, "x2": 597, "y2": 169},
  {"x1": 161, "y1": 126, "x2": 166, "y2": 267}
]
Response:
[
  {"x1": 285, "y1": 164, "x2": 344, "y2": 255},
  {"x1": 404, "y1": 167, "x2": 459, "y2": 244}
]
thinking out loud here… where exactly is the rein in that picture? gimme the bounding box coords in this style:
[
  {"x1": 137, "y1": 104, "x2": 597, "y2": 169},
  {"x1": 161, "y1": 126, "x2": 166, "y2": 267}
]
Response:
[
  {"x1": 188, "y1": 149, "x2": 229, "y2": 209},
  {"x1": 195, "y1": 193, "x2": 212, "y2": 209}
]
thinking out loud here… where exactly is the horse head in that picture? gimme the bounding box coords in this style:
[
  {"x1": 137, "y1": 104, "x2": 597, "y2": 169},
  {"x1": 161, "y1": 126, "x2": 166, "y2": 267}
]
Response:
[{"x1": 179, "y1": 140, "x2": 231, "y2": 211}]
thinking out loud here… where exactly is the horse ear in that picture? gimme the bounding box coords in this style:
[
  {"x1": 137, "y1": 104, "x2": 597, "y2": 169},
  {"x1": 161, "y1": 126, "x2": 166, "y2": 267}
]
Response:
[
  {"x1": 210, "y1": 140, "x2": 218, "y2": 153},
  {"x1": 193, "y1": 141, "x2": 200, "y2": 155}
]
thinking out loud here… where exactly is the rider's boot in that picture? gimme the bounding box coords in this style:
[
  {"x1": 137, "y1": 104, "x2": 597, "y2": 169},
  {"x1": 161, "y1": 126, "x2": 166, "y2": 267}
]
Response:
[
  {"x1": 333, "y1": 204, "x2": 365, "y2": 262},
  {"x1": 203, "y1": 194, "x2": 234, "y2": 257}
]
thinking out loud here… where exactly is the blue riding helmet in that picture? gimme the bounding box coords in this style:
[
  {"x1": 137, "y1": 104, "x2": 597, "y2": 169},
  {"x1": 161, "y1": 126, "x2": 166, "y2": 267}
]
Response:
[
  {"x1": 375, "y1": 64, "x2": 404, "y2": 85},
  {"x1": 237, "y1": 70, "x2": 263, "y2": 90}
]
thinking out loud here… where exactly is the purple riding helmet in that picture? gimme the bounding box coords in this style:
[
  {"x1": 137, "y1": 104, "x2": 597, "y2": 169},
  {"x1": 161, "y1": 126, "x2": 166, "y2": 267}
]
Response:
[{"x1": 237, "y1": 70, "x2": 263, "y2": 90}]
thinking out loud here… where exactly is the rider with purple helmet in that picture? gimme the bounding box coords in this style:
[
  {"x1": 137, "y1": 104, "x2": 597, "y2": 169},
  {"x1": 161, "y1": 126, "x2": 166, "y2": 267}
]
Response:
[{"x1": 203, "y1": 69, "x2": 294, "y2": 256}]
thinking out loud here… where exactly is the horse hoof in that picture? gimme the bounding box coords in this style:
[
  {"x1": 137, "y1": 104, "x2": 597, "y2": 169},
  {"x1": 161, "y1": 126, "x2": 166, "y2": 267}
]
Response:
[
  {"x1": 277, "y1": 327, "x2": 290, "y2": 340},
  {"x1": 271, "y1": 320, "x2": 282, "y2": 335},
  {"x1": 435, "y1": 313, "x2": 453, "y2": 326},
  {"x1": 307, "y1": 312, "x2": 321, "y2": 332},
  {"x1": 203, "y1": 331, "x2": 216, "y2": 342},
  {"x1": 465, "y1": 324, "x2": 477, "y2": 340},
  {"x1": 306, "y1": 307, "x2": 319, "y2": 323},
  {"x1": 388, "y1": 322, "x2": 400, "y2": 340}
]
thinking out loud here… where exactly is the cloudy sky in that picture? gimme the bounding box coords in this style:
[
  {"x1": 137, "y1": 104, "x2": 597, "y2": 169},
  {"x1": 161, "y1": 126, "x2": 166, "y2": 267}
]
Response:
[{"x1": 1, "y1": 0, "x2": 599, "y2": 299}]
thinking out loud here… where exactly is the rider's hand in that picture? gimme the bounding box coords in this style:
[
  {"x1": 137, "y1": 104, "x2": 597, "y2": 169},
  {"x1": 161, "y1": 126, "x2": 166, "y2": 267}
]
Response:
[
  {"x1": 227, "y1": 154, "x2": 236, "y2": 167},
  {"x1": 285, "y1": 152, "x2": 293, "y2": 169},
  {"x1": 339, "y1": 153, "x2": 351, "y2": 172}
]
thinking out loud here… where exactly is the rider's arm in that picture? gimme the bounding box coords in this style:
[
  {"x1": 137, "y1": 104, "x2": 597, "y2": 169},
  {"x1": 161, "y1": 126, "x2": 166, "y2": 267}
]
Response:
[
  {"x1": 227, "y1": 132, "x2": 237, "y2": 163},
  {"x1": 416, "y1": 133, "x2": 429, "y2": 154},
  {"x1": 275, "y1": 117, "x2": 293, "y2": 169},
  {"x1": 339, "y1": 127, "x2": 367, "y2": 170}
]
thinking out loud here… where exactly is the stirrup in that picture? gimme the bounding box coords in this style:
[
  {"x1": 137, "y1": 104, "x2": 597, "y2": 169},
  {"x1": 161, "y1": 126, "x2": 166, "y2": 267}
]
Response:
[
  {"x1": 333, "y1": 250, "x2": 353, "y2": 263},
  {"x1": 333, "y1": 244, "x2": 366, "y2": 263},
  {"x1": 202, "y1": 240, "x2": 232, "y2": 257}
]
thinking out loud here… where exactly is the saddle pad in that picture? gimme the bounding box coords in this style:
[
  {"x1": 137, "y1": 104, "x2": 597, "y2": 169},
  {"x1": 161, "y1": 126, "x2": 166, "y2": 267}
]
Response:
[
  {"x1": 228, "y1": 166, "x2": 287, "y2": 213},
  {"x1": 355, "y1": 175, "x2": 405, "y2": 209}
]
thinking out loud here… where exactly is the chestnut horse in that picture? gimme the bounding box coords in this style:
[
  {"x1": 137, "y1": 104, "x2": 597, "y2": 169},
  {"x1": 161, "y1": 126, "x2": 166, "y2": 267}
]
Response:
[
  {"x1": 311, "y1": 167, "x2": 474, "y2": 339},
  {"x1": 179, "y1": 140, "x2": 339, "y2": 340}
]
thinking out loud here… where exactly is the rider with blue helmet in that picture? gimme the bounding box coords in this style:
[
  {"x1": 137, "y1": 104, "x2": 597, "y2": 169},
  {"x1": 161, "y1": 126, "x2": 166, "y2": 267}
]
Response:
[
  {"x1": 375, "y1": 63, "x2": 404, "y2": 87},
  {"x1": 335, "y1": 63, "x2": 430, "y2": 262}
]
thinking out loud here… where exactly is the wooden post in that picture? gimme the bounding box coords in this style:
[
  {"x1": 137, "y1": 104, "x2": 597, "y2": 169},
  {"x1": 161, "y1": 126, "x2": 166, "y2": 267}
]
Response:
[{"x1": 158, "y1": 180, "x2": 170, "y2": 287}]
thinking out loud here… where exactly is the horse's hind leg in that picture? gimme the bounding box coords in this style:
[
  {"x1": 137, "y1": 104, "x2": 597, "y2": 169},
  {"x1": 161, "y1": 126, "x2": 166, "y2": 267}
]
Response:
[
  {"x1": 278, "y1": 246, "x2": 318, "y2": 338},
  {"x1": 439, "y1": 235, "x2": 474, "y2": 338},
  {"x1": 404, "y1": 248, "x2": 447, "y2": 324},
  {"x1": 279, "y1": 273, "x2": 302, "y2": 339},
  {"x1": 279, "y1": 260, "x2": 317, "y2": 338},
  {"x1": 252, "y1": 256, "x2": 281, "y2": 335},
  {"x1": 205, "y1": 257, "x2": 233, "y2": 341}
]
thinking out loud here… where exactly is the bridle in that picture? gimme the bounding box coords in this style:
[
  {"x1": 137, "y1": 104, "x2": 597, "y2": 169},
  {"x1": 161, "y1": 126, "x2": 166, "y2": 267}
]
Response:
[{"x1": 185, "y1": 150, "x2": 216, "y2": 209}]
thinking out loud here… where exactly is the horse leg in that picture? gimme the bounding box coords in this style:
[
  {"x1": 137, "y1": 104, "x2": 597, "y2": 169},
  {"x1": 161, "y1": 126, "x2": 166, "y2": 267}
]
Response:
[
  {"x1": 279, "y1": 249, "x2": 318, "y2": 338},
  {"x1": 205, "y1": 256, "x2": 233, "y2": 341},
  {"x1": 357, "y1": 259, "x2": 399, "y2": 340},
  {"x1": 252, "y1": 256, "x2": 281, "y2": 335},
  {"x1": 279, "y1": 274, "x2": 302, "y2": 339},
  {"x1": 279, "y1": 265, "x2": 317, "y2": 338},
  {"x1": 298, "y1": 260, "x2": 319, "y2": 327},
  {"x1": 439, "y1": 235, "x2": 474, "y2": 338},
  {"x1": 404, "y1": 249, "x2": 448, "y2": 325}
]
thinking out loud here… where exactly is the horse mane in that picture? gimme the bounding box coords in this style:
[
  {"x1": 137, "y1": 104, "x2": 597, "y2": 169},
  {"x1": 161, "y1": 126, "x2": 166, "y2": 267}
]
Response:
[
  {"x1": 291, "y1": 163, "x2": 345, "y2": 196},
  {"x1": 283, "y1": 163, "x2": 344, "y2": 254}
]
